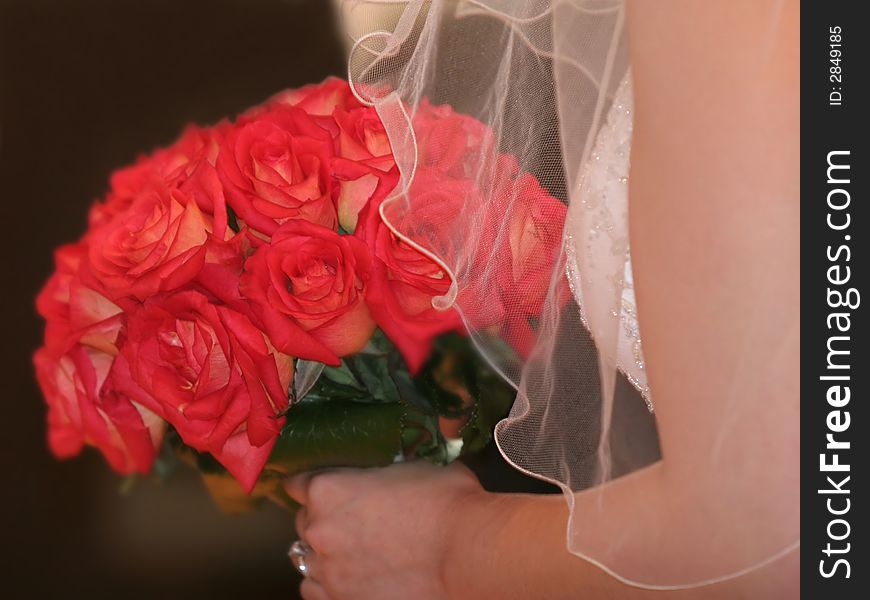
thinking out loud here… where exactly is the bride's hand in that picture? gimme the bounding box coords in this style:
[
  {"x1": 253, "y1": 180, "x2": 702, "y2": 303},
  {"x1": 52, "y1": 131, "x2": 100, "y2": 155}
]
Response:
[{"x1": 285, "y1": 461, "x2": 487, "y2": 600}]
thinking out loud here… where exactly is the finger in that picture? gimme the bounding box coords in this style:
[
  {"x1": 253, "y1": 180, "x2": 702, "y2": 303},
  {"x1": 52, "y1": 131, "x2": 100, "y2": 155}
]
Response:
[
  {"x1": 447, "y1": 460, "x2": 478, "y2": 480},
  {"x1": 299, "y1": 578, "x2": 330, "y2": 600},
  {"x1": 294, "y1": 506, "x2": 310, "y2": 541},
  {"x1": 285, "y1": 472, "x2": 316, "y2": 505},
  {"x1": 285, "y1": 467, "x2": 350, "y2": 505},
  {"x1": 299, "y1": 550, "x2": 323, "y2": 583}
]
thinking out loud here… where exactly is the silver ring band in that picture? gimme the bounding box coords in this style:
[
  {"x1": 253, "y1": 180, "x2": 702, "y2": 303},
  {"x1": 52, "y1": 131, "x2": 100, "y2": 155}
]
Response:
[{"x1": 288, "y1": 539, "x2": 313, "y2": 577}]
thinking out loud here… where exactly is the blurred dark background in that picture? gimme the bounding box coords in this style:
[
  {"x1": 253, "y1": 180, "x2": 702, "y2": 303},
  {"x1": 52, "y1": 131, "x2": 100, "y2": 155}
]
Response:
[{"x1": 0, "y1": 1, "x2": 346, "y2": 597}]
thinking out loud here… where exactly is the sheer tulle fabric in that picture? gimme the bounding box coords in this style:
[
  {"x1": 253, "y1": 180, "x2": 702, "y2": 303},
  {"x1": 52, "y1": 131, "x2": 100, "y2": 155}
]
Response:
[{"x1": 337, "y1": 0, "x2": 798, "y2": 587}]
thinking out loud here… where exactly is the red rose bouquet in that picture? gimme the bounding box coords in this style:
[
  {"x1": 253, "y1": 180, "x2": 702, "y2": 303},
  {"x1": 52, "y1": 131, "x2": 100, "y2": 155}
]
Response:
[{"x1": 33, "y1": 78, "x2": 565, "y2": 509}]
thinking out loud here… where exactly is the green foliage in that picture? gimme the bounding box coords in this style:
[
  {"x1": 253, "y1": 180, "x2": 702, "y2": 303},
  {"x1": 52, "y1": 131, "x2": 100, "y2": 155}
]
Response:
[
  {"x1": 151, "y1": 432, "x2": 182, "y2": 480},
  {"x1": 226, "y1": 205, "x2": 241, "y2": 233},
  {"x1": 459, "y1": 360, "x2": 516, "y2": 455},
  {"x1": 270, "y1": 400, "x2": 405, "y2": 474},
  {"x1": 269, "y1": 330, "x2": 516, "y2": 476}
]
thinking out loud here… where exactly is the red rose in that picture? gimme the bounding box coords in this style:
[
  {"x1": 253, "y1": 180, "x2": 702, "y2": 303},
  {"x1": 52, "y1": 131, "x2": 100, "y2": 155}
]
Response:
[
  {"x1": 89, "y1": 160, "x2": 155, "y2": 229},
  {"x1": 264, "y1": 77, "x2": 363, "y2": 117},
  {"x1": 34, "y1": 346, "x2": 165, "y2": 475},
  {"x1": 240, "y1": 220, "x2": 375, "y2": 361},
  {"x1": 381, "y1": 168, "x2": 506, "y2": 331},
  {"x1": 247, "y1": 79, "x2": 396, "y2": 234},
  {"x1": 386, "y1": 152, "x2": 565, "y2": 358},
  {"x1": 89, "y1": 124, "x2": 226, "y2": 228},
  {"x1": 82, "y1": 164, "x2": 229, "y2": 302},
  {"x1": 197, "y1": 227, "x2": 351, "y2": 366},
  {"x1": 216, "y1": 105, "x2": 338, "y2": 236},
  {"x1": 117, "y1": 290, "x2": 294, "y2": 492},
  {"x1": 502, "y1": 174, "x2": 566, "y2": 310},
  {"x1": 331, "y1": 101, "x2": 396, "y2": 232},
  {"x1": 34, "y1": 244, "x2": 164, "y2": 473},
  {"x1": 355, "y1": 185, "x2": 463, "y2": 373},
  {"x1": 412, "y1": 99, "x2": 496, "y2": 178},
  {"x1": 150, "y1": 124, "x2": 227, "y2": 184},
  {"x1": 493, "y1": 166, "x2": 567, "y2": 356},
  {"x1": 37, "y1": 243, "x2": 125, "y2": 355}
]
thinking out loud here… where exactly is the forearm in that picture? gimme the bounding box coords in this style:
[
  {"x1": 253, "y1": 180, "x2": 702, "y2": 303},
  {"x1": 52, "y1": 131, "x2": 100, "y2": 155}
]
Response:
[
  {"x1": 442, "y1": 468, "x2": 798, "y2": 600},
  {"x1": 442, "y1": 490, "x2": 592, "y2": 599},
  {"x1": 442, "y1": 480, "x2": 656, "y2": 599}
]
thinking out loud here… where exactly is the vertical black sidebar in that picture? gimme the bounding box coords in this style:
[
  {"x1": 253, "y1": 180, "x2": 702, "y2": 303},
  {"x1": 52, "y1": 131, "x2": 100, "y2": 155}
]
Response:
[{"x1": 802, "y1": 3, "x2": 866, "y2": 597}]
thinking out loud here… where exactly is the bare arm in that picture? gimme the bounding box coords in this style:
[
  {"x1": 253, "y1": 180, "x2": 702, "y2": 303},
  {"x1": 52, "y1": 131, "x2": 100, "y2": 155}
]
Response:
[{"x1": 445, "y1": 0, "x2": 799, "y2": 597}]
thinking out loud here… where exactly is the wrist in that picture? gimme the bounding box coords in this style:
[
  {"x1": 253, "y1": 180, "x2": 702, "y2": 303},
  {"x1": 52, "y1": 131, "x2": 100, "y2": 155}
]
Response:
[
  {"x1": 439, "y1": 489, "x2": 526, "y2": 598},
  {"x1": 439, "y1": 489, "x2": 488, "y2": 598}
]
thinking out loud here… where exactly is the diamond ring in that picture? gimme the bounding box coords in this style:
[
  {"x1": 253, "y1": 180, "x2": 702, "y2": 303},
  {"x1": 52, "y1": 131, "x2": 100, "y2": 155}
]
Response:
[{"x1": 288, "y1": 539, "x2": 313, "y2": 577}]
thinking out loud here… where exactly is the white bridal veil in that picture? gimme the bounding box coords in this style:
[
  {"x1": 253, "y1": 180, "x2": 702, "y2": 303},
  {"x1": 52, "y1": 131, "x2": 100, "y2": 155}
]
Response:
[{"x1": 336, "y1": 0, "x2": 798, "y2": 588}]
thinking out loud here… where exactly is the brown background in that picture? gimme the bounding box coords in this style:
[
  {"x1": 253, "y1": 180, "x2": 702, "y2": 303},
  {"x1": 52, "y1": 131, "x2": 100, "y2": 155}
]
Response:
[{"x1": 0, "y1": 1, "x2": 345, "y2": 597}]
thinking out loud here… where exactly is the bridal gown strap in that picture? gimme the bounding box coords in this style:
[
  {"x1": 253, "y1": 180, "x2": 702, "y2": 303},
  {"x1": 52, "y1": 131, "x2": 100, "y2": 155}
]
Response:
[{"x1": 565, "y1": 75, "x2": 651, "y2": 408}]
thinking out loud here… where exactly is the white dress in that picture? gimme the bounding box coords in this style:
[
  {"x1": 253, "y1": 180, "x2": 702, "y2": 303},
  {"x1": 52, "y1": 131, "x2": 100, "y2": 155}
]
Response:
[{"x1": 565, "y1": 76, "x2": 650, "y2": 407}]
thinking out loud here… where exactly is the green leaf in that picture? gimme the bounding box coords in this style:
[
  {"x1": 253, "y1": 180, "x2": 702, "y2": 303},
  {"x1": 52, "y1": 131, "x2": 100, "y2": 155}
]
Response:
[
  {"x1": 151, "y1": 437, "x2": 180, "y2": 482},
  {"x1": 402, "y1": 331, "x2": 516, "y2": 456},
  {"x1": 349, "y1": 352, "x2": 401, "y2": 403},
  {"x1": 303, "y1": 361, "x2": 370, "y2": 403},
  {"x1": 393, "y1": 367, "x2": 438, "y2": 415},
  {"x1": 294, "y1": 359, "x2": 325, "y2": 401},
  {"x1": 268, "y1": 401, "x2": 405, "y2": 476},
  {"x1": 460, "y1": 365, "x2": 516, "y2": 455},
  {"x1": 119, "y1": 474, "x2": 138, "y2": 495},
  {"x1": 227, "y1": 205, "x2": 241, "y2": 233},
  {"x1": 320, "y1": 361, "x2": 364, "y2": 388},
  {"x1": 411, "y1": 414, "x2": 450, "y2": 464}
]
